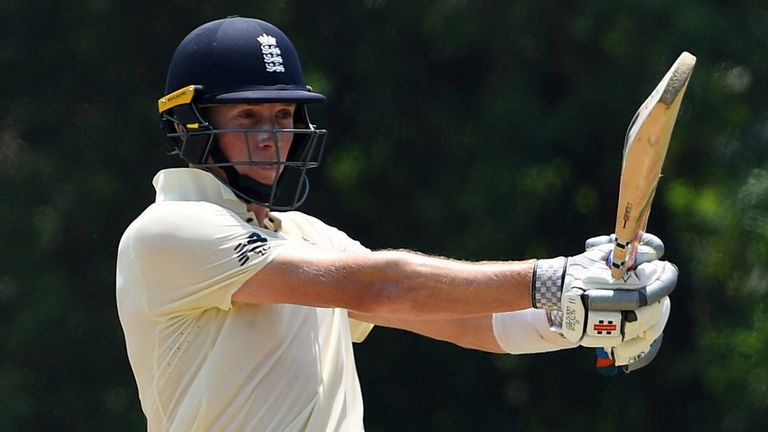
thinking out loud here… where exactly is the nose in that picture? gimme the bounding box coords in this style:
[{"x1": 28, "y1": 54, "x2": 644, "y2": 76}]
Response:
[
  {"x1": 252, "y1": 129, "x2": 276, "y2": 148},
  {"x1": 246, "y1": 124, "x2": 292, "y2": 162},
  {"x1": 242, "y1": 117, "x2": 294, "y2": 160},
  {"x1": 248, "y1": 119, "x2": 280, "y2": 148}
]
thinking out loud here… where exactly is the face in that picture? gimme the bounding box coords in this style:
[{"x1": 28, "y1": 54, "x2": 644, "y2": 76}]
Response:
[{"x1": 204, "y1": 103, "x2": 296, "y2": 185}]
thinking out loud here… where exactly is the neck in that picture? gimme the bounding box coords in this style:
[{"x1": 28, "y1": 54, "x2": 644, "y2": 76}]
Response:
[{"x1": 247, "y1": 202, "x2": 270, "y2": 227}]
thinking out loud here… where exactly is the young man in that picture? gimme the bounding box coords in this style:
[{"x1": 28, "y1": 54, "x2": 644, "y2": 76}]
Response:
[{"x1": 117, "y1": 16, "x2": 677, "y2": 431}]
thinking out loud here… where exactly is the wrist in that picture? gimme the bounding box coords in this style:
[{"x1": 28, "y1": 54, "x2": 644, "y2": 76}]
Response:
[
  {"x1": 546, "y1": 309, "x2": 563, "y2": 329},
  {"x1": 531, "y1": 256, "x2": 567, "y2": 310}
]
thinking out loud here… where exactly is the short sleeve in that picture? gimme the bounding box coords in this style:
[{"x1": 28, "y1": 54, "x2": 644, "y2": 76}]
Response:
[{"x1": 121, "y1": 201, "x2": 295, "y2": 318}]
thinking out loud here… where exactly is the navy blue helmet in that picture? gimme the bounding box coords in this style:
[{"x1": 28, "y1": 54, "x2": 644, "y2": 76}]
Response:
[{"x1": 158, "y1": 16, "x2": 327, "y2": 210}]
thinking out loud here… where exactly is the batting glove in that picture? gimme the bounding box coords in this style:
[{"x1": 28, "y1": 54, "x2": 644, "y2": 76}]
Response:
[{"x1": 531, "y1": 233, "x2": 678, "y2": 348}]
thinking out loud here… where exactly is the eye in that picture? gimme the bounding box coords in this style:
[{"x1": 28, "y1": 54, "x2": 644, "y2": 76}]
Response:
[
  {"x1": 276, "y1": 108, "x2": 295, "y2": 126},
  {"x1": 237, "y1": 110, "x2": 257, "y2": 120}
]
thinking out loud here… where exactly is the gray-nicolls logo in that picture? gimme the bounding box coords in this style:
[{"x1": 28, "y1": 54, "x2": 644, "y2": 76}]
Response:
[
  {"x1": 257, "y1": 33, "x2": 285, "y2": 73},
  {"x1": 234, "y1": 232, "x2": 271, "y2": 266}
]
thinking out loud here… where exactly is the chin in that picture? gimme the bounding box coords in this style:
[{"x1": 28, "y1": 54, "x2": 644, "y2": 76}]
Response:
[{"x1": 241, "y1": 166, "x2": 282, "y2": 184}]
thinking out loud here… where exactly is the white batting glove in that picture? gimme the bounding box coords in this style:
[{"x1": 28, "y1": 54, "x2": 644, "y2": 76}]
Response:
[{"x1": 531, "y1": 233, "x2": 678, "y2": 348}]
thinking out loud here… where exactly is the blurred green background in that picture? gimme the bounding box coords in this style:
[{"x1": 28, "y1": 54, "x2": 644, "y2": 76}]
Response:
[{"x1": 1, "y1": 0, "x2": 767, "y2": 430}]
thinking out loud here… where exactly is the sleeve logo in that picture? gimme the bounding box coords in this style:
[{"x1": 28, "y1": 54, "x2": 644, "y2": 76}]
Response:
[{"x1": 234, "y1": 232, "x2": 271, "y2": 266}]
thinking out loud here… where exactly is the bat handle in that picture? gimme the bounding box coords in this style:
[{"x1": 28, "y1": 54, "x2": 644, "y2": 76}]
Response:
[
  {"x1": 595, "y1": 248, "x2": 627, "y2": 376},
  {"x1": 595, "y1": 347, "x2": 618, "y2": 376}
]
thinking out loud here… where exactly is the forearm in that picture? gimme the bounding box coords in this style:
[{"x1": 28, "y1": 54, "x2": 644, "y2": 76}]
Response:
[
  {"x1": 244, "y1": 246, "x2": 535, "y2": 319},
  {"x1": 350, "y1": 312, "x2": 505, "y2": 353},
  {"x1": 368, "y1": 250, "x2": 535, "y2": 318},
  {"x1": 350, "y1": 309, "x2": 576, "y2": 354}
]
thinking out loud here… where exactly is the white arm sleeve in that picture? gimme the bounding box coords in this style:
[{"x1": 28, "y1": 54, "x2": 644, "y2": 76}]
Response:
[{"x1": 492, "y1": 309, "x2": 577, "y2": 354}]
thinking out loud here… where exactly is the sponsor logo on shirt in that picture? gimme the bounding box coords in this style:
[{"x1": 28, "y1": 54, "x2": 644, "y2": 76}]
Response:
[{"x1": 234, "y1": 232, "x2": 271, "y2": 266}]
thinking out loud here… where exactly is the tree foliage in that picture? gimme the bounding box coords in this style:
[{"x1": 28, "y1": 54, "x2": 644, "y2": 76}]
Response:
[{"x1": 1, "y1": 1, "x2": 767, "y2": 430}]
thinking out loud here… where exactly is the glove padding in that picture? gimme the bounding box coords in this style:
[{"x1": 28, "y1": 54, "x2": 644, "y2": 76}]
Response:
[
  {"x1": 561, "y1": 249, "x2": 676, "y2": 346},
  {"x1": 532, "y1": 233, "x2": 671, "y2": 311},
  {"x1": 610, "y1": 296, "x2": 671, "y2": 372},
  {"x1": 532, "y1": 233, "x2": 678, "y2": 348}
]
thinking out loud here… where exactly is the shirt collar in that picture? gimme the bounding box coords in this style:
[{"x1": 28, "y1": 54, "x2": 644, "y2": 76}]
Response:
[
  {"x1": 152, "y1": 168, "x2": 250, "y2": 217},
  {"x1": 263, "y1": 212, "x2": 282, "y2": 231}
]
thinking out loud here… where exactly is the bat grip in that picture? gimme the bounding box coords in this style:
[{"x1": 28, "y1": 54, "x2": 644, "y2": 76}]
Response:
[
  {"x1": 595, "y1": 347, "x2": 618, "y2": 376},
  {"x1": 596, "y1": 246, "x2": 631, "y2": 376}
]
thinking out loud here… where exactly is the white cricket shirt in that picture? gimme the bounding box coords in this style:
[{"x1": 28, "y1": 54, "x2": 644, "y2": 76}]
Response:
[{"x1": 117, "y1": 168, "x2": 373, "y2": 432}]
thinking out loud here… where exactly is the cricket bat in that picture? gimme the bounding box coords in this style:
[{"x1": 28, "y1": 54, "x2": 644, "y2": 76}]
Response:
[
  {"x1": 610, "y1": 51, "x2": 696, "y2": 280},
  {"x1": 595, "y1": 52, "x2": 695, "y2": 376}
]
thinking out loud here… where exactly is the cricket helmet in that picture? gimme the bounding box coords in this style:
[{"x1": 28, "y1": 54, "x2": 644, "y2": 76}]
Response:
[{"x1": 158, "y1": 16, "x2": 327, "y2": 210}]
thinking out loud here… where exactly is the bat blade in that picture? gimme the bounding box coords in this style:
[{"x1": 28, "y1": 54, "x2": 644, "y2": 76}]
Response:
[{"x1": 610, "y1": 51, "x2": 696, "y2": 280}]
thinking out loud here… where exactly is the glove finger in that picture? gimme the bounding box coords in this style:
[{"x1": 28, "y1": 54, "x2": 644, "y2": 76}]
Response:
[
  {"x1": 637, "y1": 233, "x2": 665, "y2": 262},
  {"x1": 586, "y1": 233, "x2": 664, "y2": 266},
  {"x1": 618, "y1": 334, "x2": 664, "y2": 372},
  {"x1": 623, "y1": 297, "x2": 671, "y2": 341},
  {"x1": 635, "y1": 243, "x2": 662, "y2": 266},
  {"x1": 613, "y1": 336, "x2": 653, "y2": 364},
  {"x1": 637, "y1": 261, "x2": 678, "y2": 304},
  {"x1": 623, "y1": 300, "x2": 663, "y2": 341},
  {"x1": 585, "y1": 235, "x2": 613, "y2": 250},
  {"x1": 642, "y1": 297, "x2": 671, "y2": 342},
  {"x1": 586, "y1": 288, "x2": 644, "y2": 310},
  {"x1": 584, "y1": 261, "x2": 677, "y2": 310}
]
